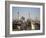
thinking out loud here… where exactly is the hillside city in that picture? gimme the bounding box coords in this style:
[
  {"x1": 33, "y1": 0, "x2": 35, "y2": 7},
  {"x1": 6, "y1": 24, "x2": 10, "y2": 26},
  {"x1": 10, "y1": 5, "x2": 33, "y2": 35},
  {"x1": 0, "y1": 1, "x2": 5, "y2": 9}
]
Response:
[{"x1": 12, "y1": 13, "x2": 40, "y2": 31}]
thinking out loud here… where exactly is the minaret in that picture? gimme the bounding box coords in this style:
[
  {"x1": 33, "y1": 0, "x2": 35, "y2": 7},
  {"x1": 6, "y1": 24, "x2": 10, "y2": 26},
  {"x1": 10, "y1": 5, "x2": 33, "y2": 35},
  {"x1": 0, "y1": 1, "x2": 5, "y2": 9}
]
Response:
[
  {"x1": 17, "y1": 8, "x2": 19, "y2": 20},
  {"x1": 29, "y1": 11, "x2": 30, "y2": 19},
  {"x1": 28, "y1": 9, "x2": 30, "y2": 19}
]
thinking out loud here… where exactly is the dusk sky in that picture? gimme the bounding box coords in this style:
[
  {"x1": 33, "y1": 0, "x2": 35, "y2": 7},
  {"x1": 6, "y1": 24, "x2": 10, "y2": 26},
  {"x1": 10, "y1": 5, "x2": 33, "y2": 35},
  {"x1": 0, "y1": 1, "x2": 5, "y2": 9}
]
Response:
[{"x1": 12, "y1": 7, "x2": 40, "y2": 21}]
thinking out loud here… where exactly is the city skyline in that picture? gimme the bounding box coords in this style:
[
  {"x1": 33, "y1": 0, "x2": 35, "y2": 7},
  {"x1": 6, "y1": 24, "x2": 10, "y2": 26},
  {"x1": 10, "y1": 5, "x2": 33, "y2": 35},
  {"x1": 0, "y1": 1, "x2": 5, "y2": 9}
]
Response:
[{"x1": 12, "y1": 7, "x2": 40, "y2": 21}]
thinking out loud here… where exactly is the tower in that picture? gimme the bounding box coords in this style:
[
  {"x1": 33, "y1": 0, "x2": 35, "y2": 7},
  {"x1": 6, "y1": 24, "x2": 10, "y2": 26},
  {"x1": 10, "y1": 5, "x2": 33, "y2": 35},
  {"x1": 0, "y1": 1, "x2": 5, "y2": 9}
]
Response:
[
  {"x1": 29, "y1": 11, "x2": 30, "y2": 19},
  {"x1": 17, "y1": 8, "x2": 19, "y2": 20}
]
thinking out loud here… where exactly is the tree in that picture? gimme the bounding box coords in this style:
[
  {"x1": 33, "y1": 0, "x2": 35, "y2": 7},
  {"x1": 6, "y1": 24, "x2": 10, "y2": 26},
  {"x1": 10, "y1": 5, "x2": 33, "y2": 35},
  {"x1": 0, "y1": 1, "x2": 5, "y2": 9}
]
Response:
[{"x1": 26, "y1": 19, "x2": 32, "y2": 30}]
